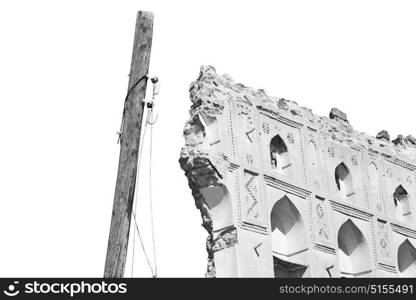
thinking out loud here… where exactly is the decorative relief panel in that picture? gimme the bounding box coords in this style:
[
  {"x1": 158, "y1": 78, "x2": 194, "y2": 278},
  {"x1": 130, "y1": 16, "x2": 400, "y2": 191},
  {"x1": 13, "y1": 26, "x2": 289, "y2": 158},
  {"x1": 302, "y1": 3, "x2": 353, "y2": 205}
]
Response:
[
  {"x1": 262, "y1": 122, "x2": 270, "y2": 135},
  {"x1": 316, "y1": 202, "x2": 330, "y2": 242},
  {"x1": 239, "y1": 170, "x2": 268, "y2": 235},
  {"x1": 376, "y1": 220, "x2": 391, "y2": 262},
  {"x1": 312, "y1": 196, "x2": 333, "y2": 250},
  {"x1": 244, "y1": 170, "x2": 261, "y2": 220},
  {"x1": 351, "y1": 155, "x2": 358, "y2": 166},
  {"x1": 305, "y1": 129, "x2": 322, "y2": 192},
  {"x1": 236, "y1": 101, "x2": 258, "y2": 166}
]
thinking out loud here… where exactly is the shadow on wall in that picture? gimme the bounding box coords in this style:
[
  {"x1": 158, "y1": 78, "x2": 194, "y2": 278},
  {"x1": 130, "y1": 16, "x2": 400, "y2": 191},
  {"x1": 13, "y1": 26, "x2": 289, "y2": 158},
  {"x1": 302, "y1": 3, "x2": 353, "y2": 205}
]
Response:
[
  {"x1": 199, "y1": 185, "x2": 233, "y2": 232},
  {"x1": 270, "y1": 135, "x2": 291, "y2": 174},
  {"x1": 335, "y1": 163, "x2": 354, "y2": 199},
  {"x1": 398, "y1": 239, "x2": 416, "y2": 277},
  {"x1": 198, "y1": 113, "x2": 220, "y2": 146},
  {"x1": 394, "y1": 185, "x2": 412, "y2": 223},
  {"x1": 337, "y1": 219, "x2": 372, "y2": 277},
  {"x1": 270, "y1": 195, "x2": 308, "y2": 278}
]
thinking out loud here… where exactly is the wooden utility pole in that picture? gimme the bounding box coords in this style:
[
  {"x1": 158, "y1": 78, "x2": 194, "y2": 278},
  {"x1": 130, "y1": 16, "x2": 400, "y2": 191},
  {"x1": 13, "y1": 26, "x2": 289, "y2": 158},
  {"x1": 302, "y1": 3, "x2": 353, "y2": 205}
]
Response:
[{"x1": 104, "y1": 11, "x2": 154, "y2": 278}]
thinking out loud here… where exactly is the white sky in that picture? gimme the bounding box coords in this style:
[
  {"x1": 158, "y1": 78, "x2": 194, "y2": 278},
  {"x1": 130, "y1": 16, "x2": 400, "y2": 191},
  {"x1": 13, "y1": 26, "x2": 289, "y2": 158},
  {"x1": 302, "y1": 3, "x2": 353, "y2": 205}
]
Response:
[{"x1": 0, "y1": 0, "x2": 416, "y2": 277}]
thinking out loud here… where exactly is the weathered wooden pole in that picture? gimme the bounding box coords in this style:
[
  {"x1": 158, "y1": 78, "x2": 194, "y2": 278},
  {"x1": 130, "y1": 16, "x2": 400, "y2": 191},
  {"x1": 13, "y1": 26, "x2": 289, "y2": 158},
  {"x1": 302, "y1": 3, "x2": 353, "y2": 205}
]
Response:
[{"x1": 104, "y1": 11, "x2": 154, "y2": 278}]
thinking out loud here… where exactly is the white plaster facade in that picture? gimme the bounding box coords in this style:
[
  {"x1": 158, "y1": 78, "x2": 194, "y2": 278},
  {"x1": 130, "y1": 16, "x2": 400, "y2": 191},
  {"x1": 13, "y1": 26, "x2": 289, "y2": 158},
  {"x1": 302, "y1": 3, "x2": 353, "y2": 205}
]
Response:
[{"x1": 179, "y1": 66, "x2": 416, "y2": 278}]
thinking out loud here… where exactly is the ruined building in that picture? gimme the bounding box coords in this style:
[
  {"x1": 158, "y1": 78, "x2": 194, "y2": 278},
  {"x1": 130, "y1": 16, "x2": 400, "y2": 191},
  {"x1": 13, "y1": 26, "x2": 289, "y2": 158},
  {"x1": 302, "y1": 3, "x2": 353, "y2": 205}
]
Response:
[{"x1": 179, "y1": 66, "x2": 416, "y2": 277}]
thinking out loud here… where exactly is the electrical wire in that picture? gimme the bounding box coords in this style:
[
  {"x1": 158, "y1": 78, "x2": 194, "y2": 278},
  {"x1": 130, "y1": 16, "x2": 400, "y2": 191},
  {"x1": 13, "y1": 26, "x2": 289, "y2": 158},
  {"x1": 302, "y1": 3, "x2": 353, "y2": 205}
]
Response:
[
  {"x1": 130, "y1": 107, "x2": 149, "y2": 277},
  {"x1": 129, "y1": 77, "x2": 159, "y2": 278},
  {"x1": 147, "y1": 107, "x2": 158, "y2": 277}
]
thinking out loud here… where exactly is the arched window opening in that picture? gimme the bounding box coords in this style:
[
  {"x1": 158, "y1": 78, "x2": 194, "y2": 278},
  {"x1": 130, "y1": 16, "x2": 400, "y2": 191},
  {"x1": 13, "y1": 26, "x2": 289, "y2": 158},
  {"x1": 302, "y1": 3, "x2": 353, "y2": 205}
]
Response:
[
  {"x1": 394, "y1": 185, "x2": 412, "y2": 222},
  {"x1": 335, "y1": 163, "x2": 355, "y2": 199},
  {"x1": 198, "y1": 113, "x2": 220, "y2": 146},
  {"x1": 398, "y1": 239, "x2": 416, "y2": 277},
  {"x1": 273, "y1": 257, "x2": 307, "y2": 278},
  {"x1": 200, "y1": 185, "x2": 233, "y2": 233},
  {"x1": 270, "y1": 195, "x2": 308, "y2": 278},
  {"x1": 337, "y1": 219, "x2": 372, "y2": 277},
  {"x1": 270, "y1": 135, "x2": 291, "y2": 173}
]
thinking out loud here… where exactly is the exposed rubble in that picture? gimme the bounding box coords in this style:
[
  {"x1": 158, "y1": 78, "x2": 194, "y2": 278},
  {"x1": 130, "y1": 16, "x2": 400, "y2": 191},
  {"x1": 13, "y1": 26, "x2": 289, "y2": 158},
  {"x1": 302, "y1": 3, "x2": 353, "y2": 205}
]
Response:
[{"x1": 376, "y1": 130, "x2": 390, "y2": 142}]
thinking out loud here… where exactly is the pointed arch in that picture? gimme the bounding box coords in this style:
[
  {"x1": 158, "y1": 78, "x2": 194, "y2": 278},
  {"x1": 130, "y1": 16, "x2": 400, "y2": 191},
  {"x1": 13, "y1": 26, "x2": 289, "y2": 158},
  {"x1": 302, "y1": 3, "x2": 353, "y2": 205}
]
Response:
[
  {"x1": 273, "y1": 256, "x2": 308, "y2": 278},
  {"x1": 198, "y1": 113, "x2": 220, "y2": 146},
  {"x1": 337, "y1": 219, "x2": 372, "y2": 277},
  {"x1": 270, "y1": 135, "x2": 291, "y2": 173},
  {"x1": 200, "y1": 185, "x2": 233, "y2": 232},
  {"x1": 398, "y1": 239, "x2": 416, "y2": 277},
  {"x1": 335, "y1": 162, "x2": 354, "y2": 199},
  {"x1": 270, "y1": 195, "x2": 308, "y2": 277},
  {"x1": 394, "y1": 185, "x2": 412, "y2": 222}
]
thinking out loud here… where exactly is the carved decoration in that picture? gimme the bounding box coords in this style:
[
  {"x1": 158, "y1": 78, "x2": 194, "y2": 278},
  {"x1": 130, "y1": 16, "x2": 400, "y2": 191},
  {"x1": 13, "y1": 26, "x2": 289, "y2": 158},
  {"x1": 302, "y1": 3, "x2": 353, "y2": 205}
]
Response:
[
  {"x1": 376, "y1": 220, "x2": 391, "y2": 261},
  {"x1": 244, "y1": 170, "x2": 260, "y2": 220},
  {"x1": 287, "y1": 133, "x2": 295, "y2": 144},
  {"x1": 351, "y1": 155, "x2": 358, "y2": 166},
  {"x1": 262, "y1": 122, "x2": 270, "y2": 134},
  {"x1": 328, "y1": 147, "x2": 335, "y2": 158},
  {"x1": 316, "y1": 202, "x2": 330, "y2": 241}
]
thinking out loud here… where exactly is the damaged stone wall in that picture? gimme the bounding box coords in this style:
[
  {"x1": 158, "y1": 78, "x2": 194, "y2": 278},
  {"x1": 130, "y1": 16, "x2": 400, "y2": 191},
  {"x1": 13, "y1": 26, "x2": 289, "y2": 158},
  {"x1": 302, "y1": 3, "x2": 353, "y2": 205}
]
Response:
[{"x1": 179, "y1": 66, "x2": 416, "y2": 277}]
